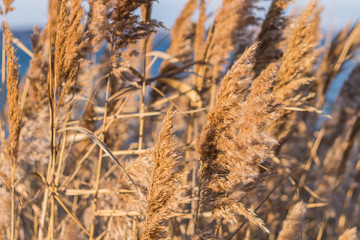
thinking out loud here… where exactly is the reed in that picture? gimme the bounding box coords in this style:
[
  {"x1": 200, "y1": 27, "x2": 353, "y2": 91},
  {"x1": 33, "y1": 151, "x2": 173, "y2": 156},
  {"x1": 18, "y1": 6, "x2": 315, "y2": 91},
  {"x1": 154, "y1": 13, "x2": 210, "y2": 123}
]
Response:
[
  {"x1": 3, "y1": 21, "x2": 21, "y2": 240},
  {"x1": 0, "y1": 0, "x2": 360, "y2": 239},
  {"x1": 277, "y1": 202, "x2": 306, "y2": 240}
]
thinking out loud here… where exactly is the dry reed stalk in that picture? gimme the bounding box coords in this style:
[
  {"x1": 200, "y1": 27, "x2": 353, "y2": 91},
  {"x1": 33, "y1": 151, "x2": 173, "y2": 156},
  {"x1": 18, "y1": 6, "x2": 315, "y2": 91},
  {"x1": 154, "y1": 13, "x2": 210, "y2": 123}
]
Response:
[
  {"x1": 254, "y1": 0, "x2": 293, "y2": 75},
  {"x1": 138, "y1": 2, "x2": 153, "y2": 151},
  {"x1": 38, "y1": 6, "x2": 57, "y2": 238},
  {"x1": 89, "y1": 79, "x2": 110, "y2": 239},
  {"x1": 277, "y1": 202, "x2": 306, "y2": 240},
  {"x1": 3, "y1": 22, "x2": 21, "y2": 240},
  {"x1": 54, "y1": 113, "x2": 72, "y2": 188},
  {"x1": 196, "y1": 44, "x2": 277, "y2": 236},
  {"x1": 39, "y1": 2, "x2": 97, "y2": 233},
  {"x1": 144, "y1": 107, "x2": 185, "y2": 239},
  {"x1": 1, "y1": 28, "x2": 5, "y2": 145},
  {"x1": 339, "y1": 228, "x2": 359, "y2": 240},
  {"x1": 193, "y1": 0, "x2": 206, "y2": 90},
  {"x1": 87, "y1": 0, "x2": 161, "y2": 150},
  {"x1": 268, "y1": 0, "x2": 320, "y2": 140},
  {"x1": 96, "y1": 211, "x2": 212, "y2": 218}
]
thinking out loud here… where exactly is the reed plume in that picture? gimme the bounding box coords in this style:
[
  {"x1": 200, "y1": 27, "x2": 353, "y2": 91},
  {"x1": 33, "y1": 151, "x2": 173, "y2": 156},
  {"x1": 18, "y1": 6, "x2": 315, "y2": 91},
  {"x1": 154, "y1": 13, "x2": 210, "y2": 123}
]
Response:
[
  {"x1": 4, "y1": 23, "x2": 21, "y2": 165},
  {"x1": 91, "y1": 0, "x2": 160, "y2": 55},
  {"x1": 3, "y1": 22, "x2": 21, "y2": 240},
  {"x1": 2, "y1": 0, "x2": 14, "y2": 13},
  {"x1": 55, "y1": 0, "x2": 90, "y2": 107},
  {"x1": 268, "y1": 0, "x2": 320, "y2": 139},
  {"x1": 166, "y1": 0, "x2": 197, "y2": 63},
  {"x1": 254, "y1": 0, "x2": 293, "y2": 75},
  {"x1": 315, "y1": 22, "x2": 360, "y2": 108},
  {"x1": 277, "y1": 201, "x2": 306, "y2": 240},
  {"x1": 339, "y1": 228, "x2": 359, "y2": 240},
  {"x1": 144, "y1": 107, "x2": 185, "y2": 239},
  {"x1": 209, "y1": 0, "x2": 259, "y2": 70},
  {"x1": 197, "y1": 44, "x2": 278, "y2": 235},
  {"x1": 86, "y1": 0, "x2": 109, "y2": 50},
  {"x1": 88, "y1": 0, "x2": 161, "y2": 101},
  {"x1": 1, "y1": 0, "x2": 360, "y2": 239},
  {"x1": 47, "y1": 0, "x2": 59, "y2": 47}
]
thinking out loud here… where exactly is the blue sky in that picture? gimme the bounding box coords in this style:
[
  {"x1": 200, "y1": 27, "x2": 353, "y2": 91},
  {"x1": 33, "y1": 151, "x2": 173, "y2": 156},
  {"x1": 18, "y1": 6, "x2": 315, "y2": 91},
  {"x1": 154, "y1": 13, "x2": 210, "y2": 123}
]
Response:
[{"x1": 2, "y1": 0, "x2": 360, "y2": 31}]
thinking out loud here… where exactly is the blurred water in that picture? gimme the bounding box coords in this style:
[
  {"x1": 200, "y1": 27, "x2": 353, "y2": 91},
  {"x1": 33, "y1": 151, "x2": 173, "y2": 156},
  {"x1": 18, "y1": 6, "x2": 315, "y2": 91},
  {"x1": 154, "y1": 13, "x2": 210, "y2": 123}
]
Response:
[{"x1": 0, "y1": 27, "x2": 357, "y2": 115}]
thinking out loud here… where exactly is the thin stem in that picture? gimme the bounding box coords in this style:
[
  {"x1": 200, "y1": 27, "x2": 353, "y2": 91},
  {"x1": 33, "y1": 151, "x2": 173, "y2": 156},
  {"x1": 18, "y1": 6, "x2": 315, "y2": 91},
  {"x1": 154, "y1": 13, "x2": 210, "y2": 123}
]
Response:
[
  {"x1": 47, "y1": 196, "x2": 55, "y2": 240},
  {"x1": 47, "y1": 50, "x2": 57, "y2": 240},
  {"x1": 90, "y1": 78, "x2": 111, "y2": 239},
  {"x1": 193, "y1": 179, "x2": 202, "y2": 236},
  {"x1": 138, "y1": 37, "x2": 149, "y2": 151},
  {"x1": 184, "y1": 111, "x2": 196, "y2": 236},
  {"x1": 138, "y1": 3, "x2": 152, "y2": 151},
  {"x1": 11, "y1": 165, "x2": 15, "y2": 240},
  {"x1": 59, "y1": 96, "x2": 130, "y2": 191},
  {"x1": 1, "y1": 28, "x2": 6, "y2": 145},
  {"x1": 209, "y1": 65, "x2": 219, "y2": 110},
  {"x1": 39, "y1": 24, "x2": 55, "y2": 240},
  {"x1": 54, "y1": 102, "x2": 74, "y2": 188}
]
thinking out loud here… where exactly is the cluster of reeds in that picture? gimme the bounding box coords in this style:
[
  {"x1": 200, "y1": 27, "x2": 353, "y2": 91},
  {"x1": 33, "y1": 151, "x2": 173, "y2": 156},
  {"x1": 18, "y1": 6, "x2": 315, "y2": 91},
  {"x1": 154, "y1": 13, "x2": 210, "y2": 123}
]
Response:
[{"x1": 0, "y1": 0, "x2": 360, "y2": 239}]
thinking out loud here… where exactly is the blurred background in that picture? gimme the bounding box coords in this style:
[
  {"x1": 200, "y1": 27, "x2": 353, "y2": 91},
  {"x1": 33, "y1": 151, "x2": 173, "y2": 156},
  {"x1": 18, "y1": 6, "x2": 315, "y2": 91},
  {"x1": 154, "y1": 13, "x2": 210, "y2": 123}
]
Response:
[{"x1": 3, "y1": 0, "x2": 360, "y2": 31}]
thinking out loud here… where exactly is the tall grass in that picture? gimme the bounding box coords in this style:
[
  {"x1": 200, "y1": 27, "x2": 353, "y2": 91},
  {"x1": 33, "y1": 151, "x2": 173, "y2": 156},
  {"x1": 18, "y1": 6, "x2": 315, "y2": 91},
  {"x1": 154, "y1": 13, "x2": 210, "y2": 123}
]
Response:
[{"x1": 0, "y1": 0, "x2": 360, "y2": 239}]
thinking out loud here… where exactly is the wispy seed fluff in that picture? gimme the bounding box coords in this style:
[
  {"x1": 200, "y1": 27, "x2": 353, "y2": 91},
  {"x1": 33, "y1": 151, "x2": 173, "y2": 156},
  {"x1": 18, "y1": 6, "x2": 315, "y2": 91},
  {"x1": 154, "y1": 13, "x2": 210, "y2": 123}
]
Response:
[
  {"x1": 277, "y1": 201, "x2": 307, "y2": 240},
  {"x1": 144, "y1": 107, "x2": 185, "y2": 240},
  {"x1": 339, "y1": 228, "x2": 359, "y2": 240},
  {"x1": 268, "y1": 0, "x2": 320, "y2": 139},
  {"x1": 197, "y1": 43, "x2": 278, "y2": 234},
  {"x1": 4, "y1": 23, "x2": 21, "y2": 166}
]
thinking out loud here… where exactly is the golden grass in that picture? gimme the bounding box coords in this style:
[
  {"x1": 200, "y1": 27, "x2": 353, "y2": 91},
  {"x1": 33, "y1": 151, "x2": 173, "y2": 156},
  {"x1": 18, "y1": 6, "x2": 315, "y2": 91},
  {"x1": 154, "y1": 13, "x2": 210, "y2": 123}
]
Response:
[{"x1": 0, "y1": 0, "x2": 360, "y2": 239}]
